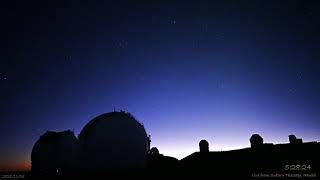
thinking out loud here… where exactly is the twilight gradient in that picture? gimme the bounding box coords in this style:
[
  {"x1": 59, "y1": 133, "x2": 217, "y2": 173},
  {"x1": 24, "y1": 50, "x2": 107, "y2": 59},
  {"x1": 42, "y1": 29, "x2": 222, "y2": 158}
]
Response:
[{"x1": 1, "y1": 0, "x2": 320, "y2": 171}]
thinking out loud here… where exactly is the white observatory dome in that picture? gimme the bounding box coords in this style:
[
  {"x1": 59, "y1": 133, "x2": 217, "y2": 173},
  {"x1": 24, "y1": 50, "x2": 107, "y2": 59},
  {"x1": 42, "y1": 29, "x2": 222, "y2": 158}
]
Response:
[{"x1": 78, "y1": 111, "x2": 148, "y2": 168}]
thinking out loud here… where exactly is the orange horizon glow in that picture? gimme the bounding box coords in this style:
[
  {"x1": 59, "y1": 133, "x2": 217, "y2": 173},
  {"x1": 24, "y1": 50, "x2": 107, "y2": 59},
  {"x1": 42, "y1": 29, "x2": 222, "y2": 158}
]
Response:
[{"x1": 0, "y1": 161, "x2": 31, "y2": 172}]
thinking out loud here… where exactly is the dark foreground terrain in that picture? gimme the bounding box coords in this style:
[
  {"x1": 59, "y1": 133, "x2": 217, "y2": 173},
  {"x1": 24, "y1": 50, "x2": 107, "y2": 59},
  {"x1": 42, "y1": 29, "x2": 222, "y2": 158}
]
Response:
[{"x1": 3, "y1": 142, "x2": 319, "y2": 179}]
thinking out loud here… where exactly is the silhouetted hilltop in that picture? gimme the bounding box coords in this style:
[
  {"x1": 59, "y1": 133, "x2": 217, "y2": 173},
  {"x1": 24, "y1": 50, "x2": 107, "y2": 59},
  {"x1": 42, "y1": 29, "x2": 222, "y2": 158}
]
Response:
[
  {"x1": 180, "y1": 135, "x2": 320, "y2": 177},
  {"x1": 30, "y1": 111, "x2": 320, "y2": 178},
  {"x1": 147, "y1": 147, "x2": 179, "y2": 168}
]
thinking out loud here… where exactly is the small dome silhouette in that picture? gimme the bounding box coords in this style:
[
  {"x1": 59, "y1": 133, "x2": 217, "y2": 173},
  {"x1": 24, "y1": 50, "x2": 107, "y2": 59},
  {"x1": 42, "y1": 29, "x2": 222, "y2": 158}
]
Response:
[
  {"x1": 199, "y1": 139, "x2": 209, "y2": 152},
  {"x1": 31, "y1": 130, "x2": 81, "y2": 174},
  {"x1": 78, "y1": 111, "x2": 149, "y2": 168},
  {"x1": 289, "y1": 135, "x2": 297, "y2": 143},
  {"x1": 289, "y1": 134, "x2": 303, "y2": 144},
  {"x1": 250, "y1": 134, "x2": 263, "y2": 148},
  {"x1": 150, "y1": 147, "x2": 160, "y2": 155}
]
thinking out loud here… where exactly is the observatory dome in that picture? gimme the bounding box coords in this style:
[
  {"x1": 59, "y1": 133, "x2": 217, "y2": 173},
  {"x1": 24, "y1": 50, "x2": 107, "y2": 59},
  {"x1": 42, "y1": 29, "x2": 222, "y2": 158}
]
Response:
[
  {"x1": 31, "y1": 130, "x2": 81, "y2": 174},
  {"x1": 78, "y1": 111, "x2": 149, "y2": 168}
]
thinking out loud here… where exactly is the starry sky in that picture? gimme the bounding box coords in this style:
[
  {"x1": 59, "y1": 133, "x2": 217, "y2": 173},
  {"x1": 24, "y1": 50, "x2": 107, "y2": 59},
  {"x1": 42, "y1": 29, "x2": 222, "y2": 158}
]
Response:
[{"x1": 1, "y1": 0, "x2": 320, "y2": 171}]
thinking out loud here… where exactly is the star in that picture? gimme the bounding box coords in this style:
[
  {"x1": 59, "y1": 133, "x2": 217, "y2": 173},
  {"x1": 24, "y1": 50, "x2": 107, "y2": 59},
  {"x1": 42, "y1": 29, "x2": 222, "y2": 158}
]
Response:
[
  {"x1": 169, "y1": 17, "x2": 177, "y2": 24},
  {"x1": 0, "y1": 73, "x2": 7, "y2": 80},
  {"x1": 304, "y1": 8, "x2": 313, "y2": 16},
  {"x1": 118, "y1": 40, "x2": 129, "y2": 48},
  {"x1": 289, "y1": 88, "x2": 296, "y2": 94},
  {"x1": 203, "y1": 24, "x2": 208, "y2": 32},
  {"x1": 217, "y1": 82, "x2": 225, "y2": 89},
  {"x1": 297, "y1": 72, "x2": 303, "y2": 80},
  {"x1": 214, "y1": 32, "x2": 225, "y2": 40},
  {"x1": 65, "y1": 55, "x2": 72, "y2": 64},
  {"x1": 65, "y1": 55, "x2": 72, "y2": 60},
  {"x1": 192, "y1": 40, "x2": 198, "y2": 48}
]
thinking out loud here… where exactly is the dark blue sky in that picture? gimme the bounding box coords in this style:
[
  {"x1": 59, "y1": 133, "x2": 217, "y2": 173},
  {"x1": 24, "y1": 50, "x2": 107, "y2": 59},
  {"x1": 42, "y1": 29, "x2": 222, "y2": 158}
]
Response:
[{"x1": 1, "y1": 0, "x2": 320, "y2": 170}]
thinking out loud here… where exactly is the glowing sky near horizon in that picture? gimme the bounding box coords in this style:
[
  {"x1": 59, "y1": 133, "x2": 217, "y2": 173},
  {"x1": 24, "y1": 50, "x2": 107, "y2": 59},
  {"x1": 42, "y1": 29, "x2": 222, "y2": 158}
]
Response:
[{"x1": 1, "y1": 0, "x2": 320, "y2": 170}]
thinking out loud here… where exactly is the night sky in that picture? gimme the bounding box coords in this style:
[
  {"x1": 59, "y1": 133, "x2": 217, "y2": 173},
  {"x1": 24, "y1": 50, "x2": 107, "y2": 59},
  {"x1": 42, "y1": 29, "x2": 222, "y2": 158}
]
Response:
[{"x1": 1, "y1": 0, "x2": 320, "y2": 171}]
